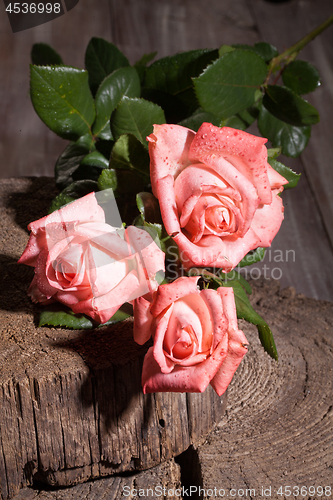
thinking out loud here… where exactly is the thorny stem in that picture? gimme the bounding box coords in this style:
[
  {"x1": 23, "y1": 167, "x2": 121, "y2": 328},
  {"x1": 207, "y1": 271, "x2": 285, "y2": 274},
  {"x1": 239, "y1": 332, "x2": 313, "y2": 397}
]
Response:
[{"x1": 265, "y1": 15, "x2": 333, "y2": 84}]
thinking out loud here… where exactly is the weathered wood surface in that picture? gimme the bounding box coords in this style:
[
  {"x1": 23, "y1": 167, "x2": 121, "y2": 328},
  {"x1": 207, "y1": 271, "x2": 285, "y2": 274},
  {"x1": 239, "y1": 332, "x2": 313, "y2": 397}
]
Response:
[{"x1": 0, "y1": 178, "x2": 226, "y2": 500}]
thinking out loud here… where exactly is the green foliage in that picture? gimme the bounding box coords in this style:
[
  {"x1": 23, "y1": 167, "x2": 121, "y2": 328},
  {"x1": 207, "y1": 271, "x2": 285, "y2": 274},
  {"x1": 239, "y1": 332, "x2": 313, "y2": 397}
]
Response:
[
  {"x1": 258, "y1": 105, "x2": 311, "y2": 157},
  {"x1": 39, "y1": 304, "x2": 130, "y2": 329},
  {"x1": 49, "y1": 180, "x2": 98, "y2": 212},
  {"x1": 282, "y1": 60, "x2": 320, "y2": 95},
  {"x1": 30, "y1": 65, "x2": 95, "y2": 140},
  {"x1": 238, "y1": 248, "x2": 266, "y2": 268},
  {"x1": 111, "y1": 97, "x2": 165, "y2": 147},
  {"x1": 31, "y1": 43, "x2": 63, "y2": 65},
  {"x1": 223, "y1": 279, "x2": 278, "y2": 360},
  {"x1": 178, "y1": 108, "x2": 221, "y2": 131},
  {"x1": 193, "y1": 49, "x2": 267, "y2": 118},
  {"x1": 84, "y1": 37, "x2": 130, "y2": 95},
  {"x1": 268, "y1": 158, "x2": 301, "y2": 189},
  {"x1": 97, "y1": 169, "x2": 117, "y2": 191},
  {"x1": 263, "y1": 85, "x2": 319, "y2": 127},
  {"x1": 93, "y1": 67, "x2": 141, "y2": 140},
  {"x1": 55, "y1": 134, "x2": 95, "y2": 189}
]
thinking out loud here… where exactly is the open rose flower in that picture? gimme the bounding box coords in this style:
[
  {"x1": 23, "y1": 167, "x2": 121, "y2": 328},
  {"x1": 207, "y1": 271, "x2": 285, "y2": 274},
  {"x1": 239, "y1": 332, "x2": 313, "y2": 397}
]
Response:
[
  {"x1": 18, "y1": 192, "x2": 165, "y2": 323},
  {"x1": 148, "y1": 123, "x2": 288, "y2": 271},
  {"x1": 133, "y1": 276, "x2": 248, "y2": 395}
]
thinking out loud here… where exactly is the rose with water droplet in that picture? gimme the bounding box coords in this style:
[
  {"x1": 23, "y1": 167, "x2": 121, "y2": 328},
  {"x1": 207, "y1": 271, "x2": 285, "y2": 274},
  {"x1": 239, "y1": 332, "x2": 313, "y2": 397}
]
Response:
[
  {"x1": 148, "y1": 123, "x2": 288, "y2": 271},
  {"x1": 133, "y1": 276, "x2": 248, "y2": 395}
]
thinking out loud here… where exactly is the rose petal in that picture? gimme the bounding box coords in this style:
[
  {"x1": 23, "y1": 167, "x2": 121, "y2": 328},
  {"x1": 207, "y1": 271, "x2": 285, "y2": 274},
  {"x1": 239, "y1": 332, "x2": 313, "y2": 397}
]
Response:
[
  {"x1": 71, "y1": 271, "x2": 140, "y2": 323},
  {"x1": 210, "y1": 287, "x2": 249, "y2": 396},
  {"x1": 148, "y1": 124, "x2": 196, "y2": 194},
  {"x1": 190, "y1": 123, "x2": 273, "y2": 205},
  {"x1": 250, "y1": 190, "x2": 284, "y2": 247},
  {"x1": 29, "y1": 192, "x2": 105, "y2": 235},
  {"x1": 142, "y1": 336, "x2": 228, "y2": 393},
  {"x1": 133, "y1": 296, "x2": 154, "y2": 345},
  {"x1": 154, "y1": 175, "x2": 182, "y2": 237},
  {"x1": 150, "y1": 276, "x2": 200, "y2": 317}
]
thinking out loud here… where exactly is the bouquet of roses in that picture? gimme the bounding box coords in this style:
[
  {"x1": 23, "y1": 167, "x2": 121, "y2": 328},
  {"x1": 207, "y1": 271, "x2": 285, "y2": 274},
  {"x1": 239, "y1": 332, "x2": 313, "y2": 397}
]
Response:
[{"x1": 19, "y1": 16, "x2": 332, "y2": 395}]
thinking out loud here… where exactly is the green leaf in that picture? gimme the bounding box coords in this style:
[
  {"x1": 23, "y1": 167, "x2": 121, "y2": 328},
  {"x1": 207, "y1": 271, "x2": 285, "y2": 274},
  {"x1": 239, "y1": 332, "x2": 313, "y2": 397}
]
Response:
[
  {"x1": 144, "y1": 49, "x2": 218, "y2": 95},
  {"x1": 55, "y1": 134, "x2": 96, "y2": 189},
  {"x1": 143, "y1": 49, "x2": 219, "y2": 118},
  {"x1": 80, "y1": 150, "x2": 109, "y2": 169},
  {"x1": 109, "y1": 134, "x2": 150, "y2": 178},
  {"x1": 223, "y1": 280, "x2": 278, "y2": 360},
  {"x1": 141, "y1": 88, "x2": 189, "y2": 123},
  {"x1": 134, "y1": 51, "x2": 157, "y2": 83},
  {"x1": 92, "y1": 67, "x2": 141, "y2": 140},
  {"x1": 85, "y1": 37, "x2": 130, "y2": 95},
  {"x1": 97, "y1": 169, "x2": 117, "y2": 191},
  {"x1": 194, "y1": 49, "x2": 268, "y2": 119},
  {"x1": 178, "y1": 107, "x2": 221, "y2": 131},
  {"x1": 282, "y1": 60, "x2": 321, "y2": 95},
  {"x1": 220, "y1": 105, "x2": 259, "y2": 131},
  {"x1": 238, "y1": 247, "x2": 266, "y2": 268},
  {"x1": 95, "y1": 140, "x2": 114, "y2": 159},
  {"x1": 72, "y1": 151, "x2": 110, "y2": 182},
  {"x1": 267, "y1": 147, "x2": 281, "y2": 159},
  {"x1": 30, "y1": 65, "x2": 96, "y2": 140},
  {"x1": 263, "y1": 85, "x2": 319, "y2": 126},
  {"x1": 268, "y1": 158, "x2": 301, "y2": 190},
  {"x1": 253, "y1": 42, "x2": 278, "y2": 63},
  {"x1": 31, "y1": 43, "x2": 63, "y2": 65},
  {"x1": 231, "y1": 43, "x2": 278, "y2": 63},
  {"x1": 98, "y1": 308, "x2": 131, "y2": 327},
  {"x1": 111, "y1": 97, "x2": 165, "y2": 147},
  {"x1": 39, "y1": 304, "x2": 131, "y2": 329},
  {"x1": 218, "y1": 45, "x2": 235, "y2": 57},
  {"x1": 39, "y1": 304, "x2": 94, "y2": 329},
  {"x1": 136, "y1": 192, "x2": 162, "y2": 223},
  {"x1": 258, "y1": 105, "x2": 311, "y2": 157},
  {"x1": 135, "y1": 52, "x2": 158, "y2": 67},
  {"x1": 49, "y1": 180, "x2": 98, "y2": 213}
]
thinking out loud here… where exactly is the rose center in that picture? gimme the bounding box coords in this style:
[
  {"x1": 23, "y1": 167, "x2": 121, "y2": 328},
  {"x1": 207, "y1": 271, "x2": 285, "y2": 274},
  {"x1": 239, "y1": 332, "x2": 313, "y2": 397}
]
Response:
[
  {"x1": 171, "y1": 325, "x2": 197, "y2": 360},
  {"x1": 205, "y1": 205, "x2": 230, "y2": 232}
]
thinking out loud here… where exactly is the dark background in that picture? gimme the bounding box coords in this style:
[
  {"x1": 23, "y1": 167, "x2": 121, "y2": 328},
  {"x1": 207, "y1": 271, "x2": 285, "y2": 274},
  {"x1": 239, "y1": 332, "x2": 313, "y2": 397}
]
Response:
[{"x1": 0, "y1": 0, "x2": 332, "y2": 300}]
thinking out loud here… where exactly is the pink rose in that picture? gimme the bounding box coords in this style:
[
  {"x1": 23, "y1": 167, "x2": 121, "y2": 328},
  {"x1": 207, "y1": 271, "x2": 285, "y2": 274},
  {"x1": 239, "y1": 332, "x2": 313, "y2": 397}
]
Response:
[
  {"x1": 148, "y1": 123, "x2": 288, "y2": 271},
  {"x1": 133, "y1": 276, "x2": 248, "y2": 395},
  {"x1": 18, "y1": 193, "x2": 165, "y2": 323}
]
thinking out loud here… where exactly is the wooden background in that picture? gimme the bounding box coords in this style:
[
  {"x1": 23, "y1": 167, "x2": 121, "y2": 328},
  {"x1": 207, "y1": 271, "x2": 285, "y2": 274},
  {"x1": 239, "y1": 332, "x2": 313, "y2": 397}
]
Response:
[{"x1": 0, "y1": 0, "x2": 332, "y2": 301}]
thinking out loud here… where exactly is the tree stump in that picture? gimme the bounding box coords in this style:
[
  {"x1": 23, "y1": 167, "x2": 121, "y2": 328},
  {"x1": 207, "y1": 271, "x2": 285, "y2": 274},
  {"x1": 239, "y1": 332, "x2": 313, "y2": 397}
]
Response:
[{"x1": 0, "y1": 178, "x2": 227, "y2": 500}]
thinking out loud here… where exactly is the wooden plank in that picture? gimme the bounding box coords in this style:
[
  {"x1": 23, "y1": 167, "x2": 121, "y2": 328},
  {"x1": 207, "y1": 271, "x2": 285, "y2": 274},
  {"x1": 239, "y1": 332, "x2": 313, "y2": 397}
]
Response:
[
  {"x1": 250, "y1": 0, "x2": 333, "y2": 246},
  {"x1": 109, "y1": 0, "x2": 259, "y2": 63}
]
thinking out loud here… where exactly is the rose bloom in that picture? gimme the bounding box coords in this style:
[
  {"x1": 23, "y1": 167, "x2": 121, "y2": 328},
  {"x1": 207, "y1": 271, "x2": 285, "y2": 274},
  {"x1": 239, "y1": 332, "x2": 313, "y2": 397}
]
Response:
[
  {"x1": 148, "y1": 122, "x2": 288, "y2": 271},
  {"x1": 133, "y1": 276, "x2": 248, "y2": 395},
  {"x1": 18, "y1": 193, "x2": 165, "y2": 323}
]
